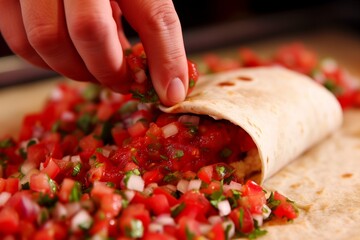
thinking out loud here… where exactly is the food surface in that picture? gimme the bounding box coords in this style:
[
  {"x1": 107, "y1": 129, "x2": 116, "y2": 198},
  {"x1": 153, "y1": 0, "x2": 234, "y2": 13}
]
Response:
[{"x1": 0, "y1": 40, "x2": 358, "y2": 239}]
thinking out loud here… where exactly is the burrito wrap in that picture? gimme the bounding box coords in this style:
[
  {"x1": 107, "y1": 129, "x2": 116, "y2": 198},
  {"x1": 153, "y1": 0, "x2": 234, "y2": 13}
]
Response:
[{"x1": 162, "y1": 66, "x2": 343, "y2": 182}]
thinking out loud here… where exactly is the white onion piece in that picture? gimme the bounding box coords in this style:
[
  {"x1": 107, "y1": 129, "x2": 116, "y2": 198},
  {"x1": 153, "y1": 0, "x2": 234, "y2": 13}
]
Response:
[
  {"x1": 65, "y1": 202, "x2": 82, "y2": 217},
  {"x1": 148, "y1": 223, "x2": 164, "y2": 233},
  {"x1": 21, "y1": 161, "x2": 36, "y2": 175},
  {"x1": 222, "y1": 220, "x2": 235, "y2": 239},
  {"x1": 101, "y1": 148, "x2": 111, "y2": 158},
  {"x1": 199, "y1": 223, "x2": 212, "y2": 235},
  {"x1": 51, "y1": 87, "x2": 63, "y2": 101},
  {"x1": 176, "y1": 179, "x2": 189, "y2": 194},
  {"x1": 224, "y1": 181, "x2": 242, "y2": 193},
  {"x1": 71, "y1": 210, "x2": 93, "y2": 231},
  {"x1": 162, "y1": 123, "x2": 179, "y2": 139},
  {"x1": 155, "y1": 214, "x2": 176, "y2": 226},
  {"x1": 0, "y1": 192, "x2": 11, "y2": 206},
  {"x1": 321, "y1": 58, "x2": 337, "y2": 72},
  {"x1": 61, "y1": 111, "x2": 75, "y2": 121},
  {"x1": 143, "y1": 183, "x2": 158, "y2": 196},
  {"x1": 135, "y1": 70, "x2": 147, "y2": 84},
  {"x1": 124, "y1": 190, "x2": 135, "y2": 202},
  {"x1": 262, "y1": 204, "x2": 272, "y2": 219},
  {"x1": 62, "y1": 155, "x2": 71, "y2": 161},
  {"x1": 53, "y1": 202, "x2": 68, "y2": 220},
  {"x1": 218, "y1": 200, "x2": 231, "y2": 216},
  {"x1": 126, "y1": 175, "x2": 145, "y2": 192},
  {"x1": 208, "y1": 215, "x2": 222, "y2": 225},
  {"x1": 252, "y1": 214, "x2": 263, "y2": 226},
  {"x1": 70, "y1": 155, "x2": 81, "y2": 163},
  {"x1": 178, "y1": 115, "x2": 200, "y2": 126},
  {"x1": 187, "y1": 179, "x2": 202, "y2": 191}
]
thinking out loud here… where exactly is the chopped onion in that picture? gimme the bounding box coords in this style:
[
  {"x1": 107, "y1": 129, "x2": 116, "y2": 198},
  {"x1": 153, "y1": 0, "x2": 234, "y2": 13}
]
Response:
[
  {"x1": 126, "y1": 175, "x2": 145, "y2": 192},
  {"x1": 61, "y1": 111, "x2": 75, "y2": 121},
  {"x1": 187, "y1": 179, "x2": 202, "y2": 191},
  {"x1": 161, "y1": 123, "x2": 179, "y2": 139},
  {"x1": 53, "y1": 202, "x2": 68, "y2": 220},
  {"x1": 252, "y1": 214, "x2": 263, "y2": 226},
  {"x1": 223, "y1": 181, "x2": 242, "y2": 193},
  {"x1": 155, "y1": 214, "x2": 175, "y2": 226},
  {"x1": 20, "y1": 161, "x2": 36, "y2": 175},
  {"x1": 199, "y1": 223, "x2": 212, "y2": 234},
  {"x1": 50, "y1": 87, "x2": 63, "y2": 101},
  {"x1": 62, "y1": 155, "x2": 71, "y2": 161},
  {"x1": 148, "y1": 223, "x2": 164, "y2": 233},
  {"x1": 178, "y1": 115, "x2": 200, "y2": 126},
  {"x1": 65, "y1": 202, "x2": 82, "y2": 217},
  {"x1": 124, "y1": 190, "x2": 135, "y2": 202},
  {"x1": 208, "y1": 215, "x2": 222, "y2": 225},
  {"x1": 262, "y1": 204, "x2": 272, "y2": 219},
  {"x1": 143, "y1": 183, "x2": 158, "y2": 196},
  {"x1": 0, "y1": 192, "x2": 11, "y2": 206},
  {"x1": 20, "y1": 168, "x2": 40, "y2": 185},
  {"x1": 135, "y1": 69, "x2": 147, "y2": 84},
  {"x1": 218, "y1": 200, "x2": 231, "y2": 216},
  {"x1": 176, "y1": 179, "x2": 189, "y2": 194},
  {"x1": 70, "y1": 155, "x2": 81, "y2": 163},
  {"x1": 71, "y1": 209, "x2": 93, "y2": 231}
]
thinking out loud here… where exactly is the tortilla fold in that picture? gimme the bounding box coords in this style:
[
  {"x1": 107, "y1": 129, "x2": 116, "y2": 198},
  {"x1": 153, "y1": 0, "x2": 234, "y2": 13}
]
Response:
[{"x1": 162, "y1": 66, "x2": 343, "y2": 183}]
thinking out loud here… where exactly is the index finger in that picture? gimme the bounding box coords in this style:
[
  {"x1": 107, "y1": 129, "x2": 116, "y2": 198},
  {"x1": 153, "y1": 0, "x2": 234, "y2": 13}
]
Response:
[{"x1": 118, "y1": 0, "x2": 188, "y2": 106}]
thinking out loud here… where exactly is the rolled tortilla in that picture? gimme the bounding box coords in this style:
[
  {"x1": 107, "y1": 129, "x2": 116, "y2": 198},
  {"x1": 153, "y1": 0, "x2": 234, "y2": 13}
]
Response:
[{"x1": 162, "y1": 66, "x2": 343, "y2": 183}]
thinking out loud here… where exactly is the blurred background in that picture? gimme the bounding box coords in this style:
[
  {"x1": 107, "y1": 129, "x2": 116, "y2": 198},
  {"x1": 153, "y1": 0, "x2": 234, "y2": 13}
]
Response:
[{"x1": 0, "y1": 0, "x2": 359, "y2": 85}]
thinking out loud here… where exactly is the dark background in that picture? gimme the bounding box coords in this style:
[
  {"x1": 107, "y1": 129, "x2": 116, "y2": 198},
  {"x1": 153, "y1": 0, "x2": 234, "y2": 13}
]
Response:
[{"x1": 1, "y1": 0, "x2": 359, "y2": 57}]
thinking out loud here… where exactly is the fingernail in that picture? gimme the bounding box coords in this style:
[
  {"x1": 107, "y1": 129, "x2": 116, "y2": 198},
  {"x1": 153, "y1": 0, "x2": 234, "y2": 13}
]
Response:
[{"x1": 167, "y1": 77, "x2": 186, "y2": 105}]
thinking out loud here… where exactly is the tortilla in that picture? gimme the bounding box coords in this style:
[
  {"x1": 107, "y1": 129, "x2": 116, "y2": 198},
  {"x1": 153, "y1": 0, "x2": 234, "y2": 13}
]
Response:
[{"x1": 162, "y1": 66, "x2": 343, "y2": 183}]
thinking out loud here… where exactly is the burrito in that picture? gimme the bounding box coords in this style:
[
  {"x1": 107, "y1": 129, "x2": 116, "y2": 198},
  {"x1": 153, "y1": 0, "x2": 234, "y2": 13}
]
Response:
[{"x1": 162, "y1": 66, "x2": 343, "y2": 183}]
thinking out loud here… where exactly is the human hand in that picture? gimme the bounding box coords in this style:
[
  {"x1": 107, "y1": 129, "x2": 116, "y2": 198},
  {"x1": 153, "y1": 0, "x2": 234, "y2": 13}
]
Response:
[{"x1": 0, "y1": 0, "x2": 188, "y2": 106}]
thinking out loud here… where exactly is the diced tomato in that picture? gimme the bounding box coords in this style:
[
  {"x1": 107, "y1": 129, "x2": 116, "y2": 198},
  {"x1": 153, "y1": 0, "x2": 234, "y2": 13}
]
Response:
[
  {"x1": 153, "y1": 187, "x2": 179, "y2": 207},
  {"x1": 0, "y1": 178, "x2": 6, "y2": 192},
  {"x1": 197, "y1": 165, "x2": 213, "y2": 184},
  {"x1": 143, "y1": 232, "x2": 176, "y2": 240},
  {"x1": 118, "y1": 204, "x2": 151, "y2": 236},
  {"x1": 207, "y1": 222, "x2": 225, "y2": 240},
  {"x1": 176, "y1": 217, "x2": 201, "y2": 240},
  {"x1": 27, "y1": 142, "x2": 49, "y2": 167},
  {"x1": 30, "y1": 172, "x2": 54, "y2": 194},
  {"x1": 97, "y1": 102, "x2": 115, "y2": 122},
  {"x1": 100, "y1": 193, "x2": 122, "y2": 217},
  {"x1": 229, "y1": 206, "x2": 254, "y2": 234},
  {"x1": 241, "y1": 180, "x2": 266, "y2": 214},
  {"x1": 0, "y1": 207, "x2": 20, "y2": 234},
  {"x1": 272, "y1": 191, "x2": 298, "y2": 220},
  {"x1": 58, "y1": 178, "x2": 76, "y2": 203},
  {"x1": 42, "y1": 158, "x2": 61, "y2": 179},
  {"x1": 5, "y1": 177, "x2": 19, "y2": 194},
  {"x1": 177, "y1": 191, "x2": 211, "y2": 222},
  {"x1": 147, "y1": 193, "x2": 170, "y2": 216},
  {"x1": 79, "y1": 134, "x2": 103, "y2": 153},
  {"x1": 142, "y1": 169, "x2": 164, "y2": 186},
  {"x1": 112, "y1": 126, "x2": 130, "y2": 146},
  {"x1": 127, "y1": 121, "x2": 148, "y2": 138}
]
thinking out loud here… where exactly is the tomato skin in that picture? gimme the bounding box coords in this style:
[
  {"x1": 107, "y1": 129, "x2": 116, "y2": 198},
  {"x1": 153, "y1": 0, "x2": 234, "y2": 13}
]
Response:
[
  {"x1": 0, "y1": 207, "x2": 20, "y2": 235},
  {"x1": 127, "y1": 121, "x2": 148, "y2": 138},
  {"x1": 30, "y1": 172, "x2": 53, "y2": 194},
  {"x1": 42, "y1": 158, "x2": 61, "y2": 179},
  {"x1": 143, "y1": 232, "x2": 176, "y2": 240},
  {"x1": 5, "y1": 177, "x2": 19, "y2": 194},
  {"x1": 27, "y1": 142, "x2": 49, "y2": 167},
  {"x1": 207, "y1": 222, "x2": 225, "y2": 240},
  {"x1": 152, "y1": 187, "x2": 179, "y2": 207},
  {"x1": 147, "y1": 193, "x2": 170, "y2": 216},
  {"x1": 241, "y1": 180, "x2": 266, "y2": 214},
  {"x1": 197, "y1": 165, "x2": 213, "y2": 184},
  {"x1": 229, "y1": 206, "x2": 254, "y2": 234},
  {"x1": 272, "y1": 191, "x2": 298, "y2": 220}
]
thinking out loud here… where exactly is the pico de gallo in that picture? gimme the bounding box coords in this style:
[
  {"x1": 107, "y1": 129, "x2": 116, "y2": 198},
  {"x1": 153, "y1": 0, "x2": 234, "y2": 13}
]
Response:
[
  {"x1": 0, "y1": 43, "x2": 306, "y2": 239},
  {"x1": 201, "y1": 43, "x2": 360, "y2": 109}
]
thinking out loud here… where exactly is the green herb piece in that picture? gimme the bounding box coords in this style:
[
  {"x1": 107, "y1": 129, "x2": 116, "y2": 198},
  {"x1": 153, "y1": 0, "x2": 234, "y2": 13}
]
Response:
[
  {"x1": 248, "y1": 227, "x2": 268, "y2": 239},
  {"x1": 220, "y1": 148, "x2": 233, "y2": 158},
  {"x1": 189, "y1": 79, "x2": 195, "y2": 88},
  {"x1": 126, "y1": 219, "x2": 144, "y2": 238},
  {"x1": 160, "y1": 154, "x2": 168, "y2": 160},
  {"x1": 185, "y1": 226, "x2": 195, "y2": 240},
  {"x1": 267, "y1": 192, "x2": 281, "y2": 209},
  {"x1": 209, "y1": 188, "x2": 226, "y2": 207},
  {"x1": 171, "y1": 202, "x2": 186, "y2": 218},
  {"x1": 106, "y1": 182, "x2": 115, "y2": 188},
  {"x1": 174, "y1": 149, "x2": 184, "y2": 159},
  {"x1": 131, "y1": 155, "x2": 139, "y2": 165},
  {"x1": 72, "y1": 163, "x2": 82, "y2": 177},
  {"x1": 82, "y1": 84, "x2": 101, "y2": 101},
  {"x1": 38, "y1": 208, "x2": 49, "y2": 225},
  {"x1": 323, "y1": 80, "x2": 343, "y2": 95},
  {"x1": 21, "y1": 182, "x2": 30, "y2": 190},
  {"x1": 163, "y1": 171, "x2": 181, "y2": 183},
  {"x1": 69, "y1": 181, "x2": 82, "y2": 202},
  {"x1": 51, "y1": 120, "x2": 61, "y2": 133},
  {"x1": 49, "y1": 178, "x2": 57, "y2": 193},
  {"x1": 37, "y1": 193, "x2": 58, "y2": 208},
  {"x1": 77, "y1": 113, "x2": 93, "y2": 133},
  {"x1": 0, "y1": 138, "x2": 14, "y2": 148},
  {"x1": 238, "y1": 208, "x2": 244, "y2": 229}
]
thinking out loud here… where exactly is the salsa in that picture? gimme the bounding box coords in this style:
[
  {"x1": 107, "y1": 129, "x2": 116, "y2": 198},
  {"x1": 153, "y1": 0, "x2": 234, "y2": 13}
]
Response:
[{"x1": 0, "y1": 44, "x2": 304, "y2": 239}]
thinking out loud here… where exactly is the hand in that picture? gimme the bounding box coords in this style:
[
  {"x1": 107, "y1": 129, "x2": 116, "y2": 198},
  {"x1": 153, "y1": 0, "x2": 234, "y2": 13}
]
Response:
[{"x1": 0, "y1": 0, "x2": 188, "y2": 106}]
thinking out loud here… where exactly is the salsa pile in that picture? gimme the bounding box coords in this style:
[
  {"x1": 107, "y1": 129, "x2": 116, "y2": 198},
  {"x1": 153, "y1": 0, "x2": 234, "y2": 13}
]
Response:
[{"x1": 5, "y1": 43, "x2": 352, "y2": 239}]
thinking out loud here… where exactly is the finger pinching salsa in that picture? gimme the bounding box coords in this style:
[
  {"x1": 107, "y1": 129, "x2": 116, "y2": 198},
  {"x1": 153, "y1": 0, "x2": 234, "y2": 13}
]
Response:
[{"x1": 0, "y1": 44, "x2": 299, "y2": 239}]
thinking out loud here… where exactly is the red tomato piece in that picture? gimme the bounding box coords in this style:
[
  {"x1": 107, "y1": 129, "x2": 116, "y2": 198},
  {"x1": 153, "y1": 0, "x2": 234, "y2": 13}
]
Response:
[
  {"x1": 229, "y1": 206, "x2": 254, "y2": 234},
  {"x1": 147, "y1": 193, "x2": 170, "y2": 216},
  {"x1": 272, "y1": 191, "x2": 298, "y2": 220},
  {"x1": 0, "y1": 207, "x2": 20, "y2": 235}
]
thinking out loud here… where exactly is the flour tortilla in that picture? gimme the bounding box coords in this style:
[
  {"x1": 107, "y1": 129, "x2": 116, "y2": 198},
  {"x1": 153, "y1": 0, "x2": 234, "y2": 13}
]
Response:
[{"x1": 162, "y1": 66, "x2": 343, "y2": 183}]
